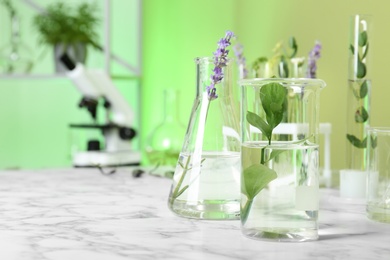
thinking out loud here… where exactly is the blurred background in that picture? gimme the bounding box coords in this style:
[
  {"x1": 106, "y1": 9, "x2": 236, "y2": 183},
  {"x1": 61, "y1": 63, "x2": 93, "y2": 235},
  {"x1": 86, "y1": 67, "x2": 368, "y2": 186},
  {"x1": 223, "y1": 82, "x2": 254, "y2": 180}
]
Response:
[{"x1": 0, "y1": 0, "x2": 389, "y2": 172}]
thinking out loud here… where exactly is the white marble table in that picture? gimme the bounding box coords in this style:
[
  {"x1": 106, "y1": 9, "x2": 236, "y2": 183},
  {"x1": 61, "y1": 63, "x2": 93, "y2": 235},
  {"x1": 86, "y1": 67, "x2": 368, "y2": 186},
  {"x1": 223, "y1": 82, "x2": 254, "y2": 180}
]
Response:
[{"x1": 0, "y1": 168, "x2": 389, "y2": 260}]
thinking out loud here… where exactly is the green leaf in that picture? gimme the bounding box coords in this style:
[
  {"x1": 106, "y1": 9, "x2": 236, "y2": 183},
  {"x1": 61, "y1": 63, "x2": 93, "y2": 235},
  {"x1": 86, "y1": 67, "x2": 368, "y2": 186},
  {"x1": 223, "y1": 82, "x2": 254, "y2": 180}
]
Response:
[
  {"x1": 371, "y1": 136, "x2": 377, "y2": 149},
  {"x1": 359, "y1": 80, "x2": 368, "y2": 98},
  {"x1": 175, "y1": 185, "x2": 189, "y2": 198},
  {"x1": 289, "y1": 36, "x2": 297, "y2": 49},
  {"x1": 257, "y1": 57, "x2": 268, "y2": 63},
  {"x1": 362, "y1": 42, "x2": 369, "y2": 60},
  {"x1": 361, "y1": 136, "x2": 368, "y2": 148},
  {"x1": 246, "y1": 111, "x2": 272, "y2": 141},
  {"x1": 359, "y1": 31, "x2": 368, "y2": 47},
  {"x1": 260, "y1": 82, "x2": 287, "y2": 130},
  {"x1": 265, "y1": 150, "x2": 285, "y2": 164},
  {"x1": 288, "y1": 36, "x2": 298, "y2": 58},
  {"x1": 357, "y1": 59, "x2": 366, "y2": 78},
  {"x1": 242, "y1": 164, "x2": 277, "y2": 200},
  {"x1": 349, "y1": 44, "x2": 355, "y2": 55},
  {"x1": 347, "y1": 134, "x2": 367, "y2": 149},
  {"x1": 252, "y1": 56, "x2": 268, "y2": 70},
  {"x1": 355, "y1": 106, "x2": 369, "y2": 123}
]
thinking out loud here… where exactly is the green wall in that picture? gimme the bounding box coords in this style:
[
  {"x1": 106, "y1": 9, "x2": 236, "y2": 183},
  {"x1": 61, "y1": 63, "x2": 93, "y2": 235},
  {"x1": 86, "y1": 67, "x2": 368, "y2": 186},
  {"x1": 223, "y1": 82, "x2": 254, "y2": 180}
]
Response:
[{"x1": 142, "y1": 0, "x2": 390, "y2": 171}]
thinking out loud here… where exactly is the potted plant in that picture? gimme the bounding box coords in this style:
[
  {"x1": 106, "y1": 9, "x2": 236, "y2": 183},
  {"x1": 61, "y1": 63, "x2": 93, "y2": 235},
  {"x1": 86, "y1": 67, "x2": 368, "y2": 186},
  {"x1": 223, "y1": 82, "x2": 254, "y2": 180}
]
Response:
[{"x1": 33, "y1": 2, "x2": 100, "y2": 72}]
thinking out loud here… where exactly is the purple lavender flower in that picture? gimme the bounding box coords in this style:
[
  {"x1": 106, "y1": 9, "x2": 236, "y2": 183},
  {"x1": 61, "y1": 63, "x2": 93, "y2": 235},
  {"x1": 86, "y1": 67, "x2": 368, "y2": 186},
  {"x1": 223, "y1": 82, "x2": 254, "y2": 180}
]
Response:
[
  {"x1": 206, "y1": 30, "x2": 235, "y2": 100},
  {"x1": 233, "y1": 43, "x2": 248, "y2": 79},
  {"x1": 306, "y1": 41, "x2": 322, "y2": 78}
]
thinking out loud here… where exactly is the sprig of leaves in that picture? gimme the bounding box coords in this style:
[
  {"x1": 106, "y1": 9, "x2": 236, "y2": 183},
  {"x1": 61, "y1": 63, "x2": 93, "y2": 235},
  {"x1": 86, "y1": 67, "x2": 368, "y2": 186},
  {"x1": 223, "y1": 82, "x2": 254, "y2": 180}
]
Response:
[
  {"x1": 247, "y1": 83, "x2": 287, "y2": 144},
  {"x1": 350, "y1": 30, "x2": 369, "y2": 79},
  {"x1": 347, "y1": 26, "x2": 370, "y2": 149},
  {"x1": 252, "y1": 37, "x2": 298, "y2": 78},
  {"x1": 241, "y1": 82, "x2": 287, "y2": 224}
]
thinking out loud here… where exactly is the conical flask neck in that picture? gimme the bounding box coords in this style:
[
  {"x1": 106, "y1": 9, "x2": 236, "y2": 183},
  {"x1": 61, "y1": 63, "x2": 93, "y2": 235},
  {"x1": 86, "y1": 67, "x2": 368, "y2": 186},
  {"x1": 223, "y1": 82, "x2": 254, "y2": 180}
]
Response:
[{"x1": 195, "y1": 57, "x2": 233, "y2": 99}]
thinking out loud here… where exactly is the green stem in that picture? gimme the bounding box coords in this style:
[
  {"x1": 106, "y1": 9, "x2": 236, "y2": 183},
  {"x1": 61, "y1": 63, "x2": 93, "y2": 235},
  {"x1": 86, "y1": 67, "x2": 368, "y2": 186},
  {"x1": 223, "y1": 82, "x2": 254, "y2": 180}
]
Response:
[
  {"x1": 241, "y1": 199, "x2": 253, "y2": 225},
  {"x1": 169, "y1": 95, "x2": 212, "y2": 207},
  {"x1": 169, "y1": 155, "x2": 191, "y2": 206},
  {"x1": 260, "y1": 146, "x2": 266, "y2": 164}
]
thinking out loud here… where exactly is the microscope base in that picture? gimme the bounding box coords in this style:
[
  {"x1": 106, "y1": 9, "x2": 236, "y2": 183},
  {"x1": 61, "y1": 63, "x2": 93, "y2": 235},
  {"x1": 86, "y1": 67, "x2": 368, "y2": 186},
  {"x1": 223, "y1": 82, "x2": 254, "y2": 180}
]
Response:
[{"x1": 72, "y1": 150, "x2": 141, "y2": 167}]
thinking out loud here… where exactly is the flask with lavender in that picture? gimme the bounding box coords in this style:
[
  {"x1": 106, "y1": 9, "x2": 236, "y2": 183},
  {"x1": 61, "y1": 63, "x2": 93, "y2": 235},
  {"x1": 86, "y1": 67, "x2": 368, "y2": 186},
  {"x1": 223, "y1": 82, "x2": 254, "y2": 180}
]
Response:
[{"x1": 168, "y1": 31, "x2": 241, "y2": 220}]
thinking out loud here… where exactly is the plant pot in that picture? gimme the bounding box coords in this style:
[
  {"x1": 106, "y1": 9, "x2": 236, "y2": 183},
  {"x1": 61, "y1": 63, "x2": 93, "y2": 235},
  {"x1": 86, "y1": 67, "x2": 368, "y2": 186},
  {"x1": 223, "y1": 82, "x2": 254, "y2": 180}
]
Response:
[{"x1": 54, "y1": 42, "x2": 87, "y2": 73}]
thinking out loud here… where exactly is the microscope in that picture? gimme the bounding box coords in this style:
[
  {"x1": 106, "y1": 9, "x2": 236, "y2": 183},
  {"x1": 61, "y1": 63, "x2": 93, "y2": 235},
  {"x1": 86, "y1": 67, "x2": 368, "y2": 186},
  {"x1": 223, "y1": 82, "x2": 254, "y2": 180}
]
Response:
[{"x1": 60, "y1": 54, "x2": 141, "y2": 167}]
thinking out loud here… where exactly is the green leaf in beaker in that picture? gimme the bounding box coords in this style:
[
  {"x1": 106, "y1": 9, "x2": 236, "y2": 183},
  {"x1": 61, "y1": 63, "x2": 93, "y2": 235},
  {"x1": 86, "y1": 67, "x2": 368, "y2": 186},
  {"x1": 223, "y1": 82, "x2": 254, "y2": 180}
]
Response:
[
  {"x1": 355, "y1": 106, "x2": 369, "y2": 123},
  {"x1": 370, "y1": 135, "x2": 377, "y2": 149},
  {"x1": 242, "y1": 164, "x2": 277, "y2": 201},
  {"x1": 246, "y1": 111, "x2": 272, "y2": 141},
  {"x1": 260, "y1": 82, "x2": 287, "y2": 130},
  {"x1": 357, "y1": 59, "x2": 366, "y2": 78},
  {"x1": 359, "y1": 80, "x2": 368, "y2": 98},
  {"x1": 362, "y1": 42, "x2": 369, "y2": 60},
  {"x1": 359, "y1": 31, "x2": 368, "y2": 47},
  {"x1": 347, "y1": 134, "x2": 367, "y2": 149}
]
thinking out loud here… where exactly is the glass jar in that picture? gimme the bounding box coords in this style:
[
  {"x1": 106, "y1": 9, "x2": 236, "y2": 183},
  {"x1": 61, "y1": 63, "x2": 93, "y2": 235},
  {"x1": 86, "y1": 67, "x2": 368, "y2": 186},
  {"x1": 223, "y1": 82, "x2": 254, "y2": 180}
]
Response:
[{"x1": 240, "y1": 78, "x2": 326, "y2": 241}]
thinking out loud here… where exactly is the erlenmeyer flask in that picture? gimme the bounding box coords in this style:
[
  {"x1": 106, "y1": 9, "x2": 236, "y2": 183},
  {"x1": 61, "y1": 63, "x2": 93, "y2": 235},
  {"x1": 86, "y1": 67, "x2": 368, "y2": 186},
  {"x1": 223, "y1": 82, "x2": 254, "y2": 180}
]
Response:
[
  {"x1": 145, "y1": 89, "x2": 186, "y2": 175},
  {"x1": 167, "y1": 57, "x2": 241, "y2": 220}
]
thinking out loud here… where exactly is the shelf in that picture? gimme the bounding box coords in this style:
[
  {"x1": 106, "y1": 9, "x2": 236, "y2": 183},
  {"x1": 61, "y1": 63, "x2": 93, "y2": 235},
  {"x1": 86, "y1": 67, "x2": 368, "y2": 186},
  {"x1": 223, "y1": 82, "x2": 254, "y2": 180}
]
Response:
[
  {"x1": 0, "y1": 74, "x2": 66, "y2": 79},
  {"x1": 0, "y1": 74, "x2": 141, "y2": 80}
]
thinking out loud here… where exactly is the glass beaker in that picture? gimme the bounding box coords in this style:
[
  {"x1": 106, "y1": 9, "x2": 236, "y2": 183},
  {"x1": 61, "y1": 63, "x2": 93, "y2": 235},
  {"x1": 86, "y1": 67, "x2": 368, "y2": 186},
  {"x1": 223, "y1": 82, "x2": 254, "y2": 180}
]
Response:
[
  {"x1": 167, "y1": 57, "x2": 241, "y2": 220},
  {"x1": 240, "y1": 78, "x2": 326, "y2": 242},
  {"x1": 366, "y1": 127, "x2": 390, "y2": 223}
]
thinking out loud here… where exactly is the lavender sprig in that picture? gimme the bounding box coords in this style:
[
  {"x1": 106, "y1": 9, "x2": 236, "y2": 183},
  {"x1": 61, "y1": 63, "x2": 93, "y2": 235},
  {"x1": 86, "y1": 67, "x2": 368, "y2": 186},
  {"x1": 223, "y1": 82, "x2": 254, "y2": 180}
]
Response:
[
  {"x1": 206, "y1": 30, "x2": 235, "y2": 100},
  {"x1": 306, "y1": 41, "x2": 322, "y2": 78},
  {"x1": 233, "y1": 43, "x2": 248, "y2": 79}
]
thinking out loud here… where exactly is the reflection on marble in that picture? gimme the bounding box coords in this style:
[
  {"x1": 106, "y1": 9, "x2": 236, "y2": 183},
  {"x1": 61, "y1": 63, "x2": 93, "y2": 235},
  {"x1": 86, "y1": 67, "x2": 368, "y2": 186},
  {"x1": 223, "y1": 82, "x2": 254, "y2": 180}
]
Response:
[{"x1": 0, "y1": 168, "x2": 389, "y2": 260}]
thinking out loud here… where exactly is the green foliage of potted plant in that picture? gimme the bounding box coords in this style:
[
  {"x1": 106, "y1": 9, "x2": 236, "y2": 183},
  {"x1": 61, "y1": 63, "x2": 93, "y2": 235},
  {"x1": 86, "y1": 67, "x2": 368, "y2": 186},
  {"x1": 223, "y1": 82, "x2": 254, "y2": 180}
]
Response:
[{"x1": 33, "y1": 2, "x2": 101, "y2": 72}]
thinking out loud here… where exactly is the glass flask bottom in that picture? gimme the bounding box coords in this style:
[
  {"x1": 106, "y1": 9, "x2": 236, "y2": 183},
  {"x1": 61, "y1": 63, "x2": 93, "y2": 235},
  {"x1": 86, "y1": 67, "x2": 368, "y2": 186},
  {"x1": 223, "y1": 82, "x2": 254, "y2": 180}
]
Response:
[
  {"x1": 242, "y1": 226, "x2": 319, "y2": 242},
  {"x1": 367, "y1": 204, "x2": 390, "y2": 223},
  {"x1": 168, "y1": 199, "x2": 240, "y2": 220}
]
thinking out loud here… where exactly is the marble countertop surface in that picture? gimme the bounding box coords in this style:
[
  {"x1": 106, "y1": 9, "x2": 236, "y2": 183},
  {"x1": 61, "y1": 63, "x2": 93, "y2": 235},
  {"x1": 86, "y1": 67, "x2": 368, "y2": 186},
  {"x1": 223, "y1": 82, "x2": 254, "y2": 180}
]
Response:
[{"x1": 0, "y1": 168, "x2": 389, "y2": 260}]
